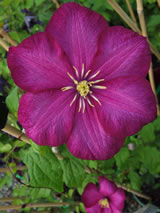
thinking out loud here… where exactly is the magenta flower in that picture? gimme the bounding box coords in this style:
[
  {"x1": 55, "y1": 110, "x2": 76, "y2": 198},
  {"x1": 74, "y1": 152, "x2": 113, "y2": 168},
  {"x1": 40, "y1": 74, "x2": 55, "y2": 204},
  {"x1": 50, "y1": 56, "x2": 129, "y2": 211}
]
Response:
[
  {"x1": 82, "y1": 176, "x2": 126, "y2": 213},
  {"x1": 7, "y1": 3, "x2": 156, "y2": 160}
]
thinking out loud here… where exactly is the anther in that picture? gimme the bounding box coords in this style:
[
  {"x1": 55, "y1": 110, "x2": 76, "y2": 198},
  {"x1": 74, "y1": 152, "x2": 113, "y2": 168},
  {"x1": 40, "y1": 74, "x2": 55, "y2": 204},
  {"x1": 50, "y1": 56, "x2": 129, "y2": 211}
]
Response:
[
  {"x1": 82, "y1": 99, "x2": 85, "y2": 113},
  {"x1": 67, "y1": 72, "x2": 78, "y2": 84},
  {"x1": 92, "y1": 85, "x2": 107, "y2": 90},
  {"x1": 87, "y1": 98, "x2": 95, "y2": 107},
  {"x1": 89, "y1": 70, "x2": 100, "y2": 80},
  {"x1": 84, "y1": 70, "x2": 91, "y2": 79},
  {"x1": 81, "y1": 64, "x2": 84, "y2": 78},
  {"x1": 70, "y1": 94, "x2": 77, "y2": 106},
  {"x1": 99, "y1": 198, "x2": 110, "y2": 208},
  {"x1": 78, "y1": 98, "x2": 82, "y2": 112},
  {"x1": 73, "y1": 66, "x2": 79, "y2": 78},
  {"x1": 88, "y1": 79, "x2": 105, "y2": 86},
  {"x1": 61, "y1": 86, "x2": 74, "y2": 91},
  {"x1": 90, "y1": 94, "x2": 101, "y2": 105}
]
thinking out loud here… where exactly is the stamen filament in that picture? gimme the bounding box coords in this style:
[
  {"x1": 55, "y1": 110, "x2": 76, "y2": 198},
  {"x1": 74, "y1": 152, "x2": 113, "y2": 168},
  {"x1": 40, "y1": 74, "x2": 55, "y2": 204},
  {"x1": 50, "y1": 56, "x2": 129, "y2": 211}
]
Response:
[
  {"x1": 81, "y1": 64, "x2": 84, "y2": 78},
  {"x1": 70, "y1": 94, "x2": 77, "y2": 106},
  {"x1": 89, "y1": 70, "x2": 100, "y2": 80},
  {"x1": 90, "y1": 94, "x2": 101, "y2": 105},
  {"x1": 88, "y1": 79, "x2": 105, "y2": 85},
  {"x1": 82, "y1": 99, "x2": 85, "y2": 113},
  {"x1": 73, "y1": 66, "x2": 79, "y2": 78},
  {"x1": 78, "y1": 98, "x2": 82, "y2": 112},
  {"x1": 84, "y1": 70, "x2": 91, "y2": 79},
  {"x1": 61, "y1": 86, "x2": 74, "y2": 91},
  {"x1": 67, "y1": 72, "x2": 78, "y2": 84},
  {"x1": 87, "y1": 97, "x2": 95, "y2": 107},
  {"x1": 92, "y1": 85, "x2": 107, "y2": 90}
]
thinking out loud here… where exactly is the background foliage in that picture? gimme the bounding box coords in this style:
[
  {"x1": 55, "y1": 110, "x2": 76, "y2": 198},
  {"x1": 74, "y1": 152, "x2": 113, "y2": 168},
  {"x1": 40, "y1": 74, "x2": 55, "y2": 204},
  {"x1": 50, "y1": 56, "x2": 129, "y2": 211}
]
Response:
[{"x1": 0, "y1": 0, "x2": 160, "y2": 212}]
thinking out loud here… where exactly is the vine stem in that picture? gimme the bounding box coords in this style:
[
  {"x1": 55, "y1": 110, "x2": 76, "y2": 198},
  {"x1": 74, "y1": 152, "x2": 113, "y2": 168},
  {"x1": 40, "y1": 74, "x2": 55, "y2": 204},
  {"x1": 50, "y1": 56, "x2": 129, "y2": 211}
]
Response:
[
  {"x1": 0, "y1": 166, "x2": 27, "y2": 173},
  {"x1": 0, "y1": 28, "x2": 17, "y2": 46},
  {"x1": 0, "y1": 201, "x2": 79, "y2": 211},
  {"x1": 106, "y1": 0, "x2": 160, "y2": 61},
  {"x1": 136, "y1": 0, "x2": 160, "y2": 116},
  {"x1": 2, "y1": 124, "x2": 30, "y2": 144},
  {"x1": 125, "y1": 0, "x2": 137, "y2": 25},
  {"x1": 52, "y1": 0, "x2": 60, "y2": 8},
  {"x1": 0, "y1": 37, "x2": 9, "y2": 51}
]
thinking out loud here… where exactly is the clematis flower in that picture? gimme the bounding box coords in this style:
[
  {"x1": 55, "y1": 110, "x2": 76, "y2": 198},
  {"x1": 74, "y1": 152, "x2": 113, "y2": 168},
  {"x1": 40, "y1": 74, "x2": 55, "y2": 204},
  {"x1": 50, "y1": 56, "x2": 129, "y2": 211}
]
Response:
[
  {"x1": 82, "y1": 176, "x2": 126, "y2": 213},
  {"x1": 7, "y1": 3, "x2": 156, "y2": 160}
]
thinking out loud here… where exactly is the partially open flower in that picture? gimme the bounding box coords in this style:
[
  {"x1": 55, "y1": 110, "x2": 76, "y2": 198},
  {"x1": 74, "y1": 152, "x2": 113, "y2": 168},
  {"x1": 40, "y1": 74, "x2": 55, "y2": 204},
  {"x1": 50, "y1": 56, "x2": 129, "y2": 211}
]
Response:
[
  {"x1": 82, "y1": 176, "x2": 126, "y2": 213},
  {"x1": 7, "y1": 3, "x2": 156, "y2": 160}
]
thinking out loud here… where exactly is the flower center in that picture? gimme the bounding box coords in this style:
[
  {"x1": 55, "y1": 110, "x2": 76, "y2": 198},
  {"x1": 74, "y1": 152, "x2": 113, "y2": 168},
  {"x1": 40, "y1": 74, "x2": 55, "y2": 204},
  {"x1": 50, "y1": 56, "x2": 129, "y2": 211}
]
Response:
[
  {"x1": 99, "y1": 198, "x2": 110, "y2": 208},
  {"x1": 76, "y1": 80, "x2": 90, "y2": 98},
  {"x1": 61, "y1": 64, "x2": 107, "y2": 113}
]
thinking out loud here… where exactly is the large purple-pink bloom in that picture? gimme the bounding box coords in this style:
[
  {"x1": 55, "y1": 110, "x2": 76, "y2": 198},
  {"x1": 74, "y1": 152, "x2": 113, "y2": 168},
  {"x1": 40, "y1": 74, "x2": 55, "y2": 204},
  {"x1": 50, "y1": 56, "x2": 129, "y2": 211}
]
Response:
[
  {"x1": 82, "y1": 176, "x2": 126, "y2": 213},
  {"x1": 7, "y1": 3, "x2": 156, "y2": 160}
]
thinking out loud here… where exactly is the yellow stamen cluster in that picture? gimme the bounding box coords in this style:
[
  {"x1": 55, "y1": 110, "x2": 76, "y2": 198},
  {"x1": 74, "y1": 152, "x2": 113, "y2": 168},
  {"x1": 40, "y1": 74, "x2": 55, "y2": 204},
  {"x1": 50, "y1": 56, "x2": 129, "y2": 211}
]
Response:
[
  {"x1": 99, "y1": 198, "x2": 110, "y2": 208},
  {"x1": 76, "y1": 80, "x2": 90, "y2": 98},
  {"x1": 61, "y1": 64, "x2": 107, "y2": 113}
]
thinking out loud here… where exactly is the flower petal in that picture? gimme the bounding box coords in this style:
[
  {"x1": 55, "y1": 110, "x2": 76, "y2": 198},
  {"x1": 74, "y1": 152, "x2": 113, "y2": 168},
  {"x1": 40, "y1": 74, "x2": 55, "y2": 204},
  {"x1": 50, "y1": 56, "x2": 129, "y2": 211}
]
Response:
[
  {"x1": 110, "y1": 189, "x2": 126, "y2": 210},
  {"x1": 82, "y1": 183, "x2": 103, "y2": 208},
  {"x1": 67, "y1": 105, "x2": 125, "y2": 160},
  {"x1": 8, "y1": 32, "x2": 72, "y2": 92},
  {"x1": 85, "y1": 204, "x2": 101, "y2": 213},
  {"x1": 91, "y1": 26, "x2": 150, "y2": 79},
  {"x1": 46, "y1": 2, "x2": 108, "y2": 72},
  {"x1": 110, "y1": 204, "x2": 122, "y2": 213},
  {"x1": 18, "y1": 90, "x2": 75, "y2": 146},
  {"x1": 95, "y1": 76, "x2": 156, "y2": 138},
  {"x1": 99, "y1": 177, "x2": 117, "y2": 197}
]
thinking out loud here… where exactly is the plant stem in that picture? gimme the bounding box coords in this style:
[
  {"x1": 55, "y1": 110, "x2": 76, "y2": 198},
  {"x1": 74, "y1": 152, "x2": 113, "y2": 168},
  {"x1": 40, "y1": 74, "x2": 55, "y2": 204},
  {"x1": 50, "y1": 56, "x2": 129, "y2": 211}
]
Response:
[
  {"x1": 0, "y1": 37, "x2": 9, "y2": 51},
  {"x1": 0, "y1": 28, "x2": 17, "y2": 46},
  {"x1": 0, "y1": 201, "x2": 78, "y2": 211},
  {"x1": 115, "y1": 182, "x2": 151, "y2": 200},
  {"x1": 107, "y1": 0, "x2": 140, "y2": 32},
  {"x1": 136, "y1": 0, "x2": 147, "y2": 37},
  {"x1": 106, "y1": 0, "x2": 160, "y2": 61},
  {"x1": 0, "y1": 197, "x2": 19, "y2": 202},
  {"x1": 2, "y1": 124, "x2": 30, "y2": 144},
  {"x1": 0, "y1": 166, "x2": 27, "y2": 173},
  {"x1": 136, "y1": 0, "x2": 160, "y2": 115},
  {"x1": 125, "y1": 0, "x2": 137, "y2": 25},
  {"x1": 52, "y1": 0, "x2": 60, "y2": 8}
]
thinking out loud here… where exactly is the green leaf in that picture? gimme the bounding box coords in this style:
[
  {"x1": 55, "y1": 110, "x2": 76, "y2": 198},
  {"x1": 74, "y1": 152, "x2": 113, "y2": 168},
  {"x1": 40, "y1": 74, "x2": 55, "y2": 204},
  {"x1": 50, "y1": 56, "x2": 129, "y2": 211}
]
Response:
[
  {"x1": 138, "y1": 147, "x2": 160, "y2": 175},
  {"x1": 128, "y1": 170, "x2": 142, "y2": 191},
  {"x1": 0, "y1": 142, "x2": 12, "y2": 153},
  {"x1": 92, "y1": 0, "x2": 113, "y2": 10},
  {"x1": 153, "y1": 116, "x2": 160, "y2": 131},
  {"x1": 77, "y1": 174, "x2": 97, "y2": 195},
  {"x1": 6, "y1": 87, "x2": 19, "y2": 116},
  {"x1": 35, "y1": 0, "x2": 46, "y2": 6},
  {"x1": 20, "y1": 147, "x2": 63, "y2": 192},
  {"x1": 138, "y1": 123, "x2": 155, "y2": 143},
  {"x1": 29, "y1": 188, "x2": 51, "y2": 199},
  {"x1": 24, "y1": 0, "x2": 34, "y2": 9},
  {"x1": 98, "y1": 158, "x2": 115, "y2": 174},
  {"x1": 2, "y1": 0, "x2": 12, "y2": 6},
  {"x1": 79, "y1": 202, "x2": 86, "y2": 213},
  {"x1": 114, "y1": 147, "x2": 130, "y2": 171},
  {"x1": 9, "y1": 31, "x2": 21, "y2": 43},
  {"x1": 29, "y1": 139, "x2": 48, "y2": 156},
  {"x1": 60, "y1": 158, "x2": 85, "y2": 188}
]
